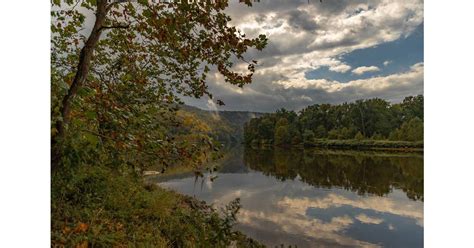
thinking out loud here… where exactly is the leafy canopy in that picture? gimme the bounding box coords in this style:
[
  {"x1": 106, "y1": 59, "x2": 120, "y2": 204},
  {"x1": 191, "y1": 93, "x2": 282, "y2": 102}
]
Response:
[{"x1": 51, "y1": 0, "x2": 268, "y2": 171}]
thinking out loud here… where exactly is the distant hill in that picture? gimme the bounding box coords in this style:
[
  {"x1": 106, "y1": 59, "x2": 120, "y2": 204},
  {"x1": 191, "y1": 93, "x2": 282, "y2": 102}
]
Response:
[{"x1": 178, "y1": 105, "x2": 264, "y2": 143}]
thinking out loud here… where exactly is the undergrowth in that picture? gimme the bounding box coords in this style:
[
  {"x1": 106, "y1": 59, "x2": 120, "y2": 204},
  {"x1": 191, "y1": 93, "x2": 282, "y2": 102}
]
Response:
[{"x1": 51, "y1": 165, "x2": 263, "y2": 247}]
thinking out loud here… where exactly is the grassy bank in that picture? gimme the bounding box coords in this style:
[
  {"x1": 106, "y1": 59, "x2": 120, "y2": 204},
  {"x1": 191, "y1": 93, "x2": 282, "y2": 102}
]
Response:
[
  {"x1": 249, "y1": 139, "x2": 423, "y2": 152},
  {"x1": 307, "y1": 139, "x2": 423, "y2": 151},
  {"x1": 51, "y1": 165, "x2": 262, "y2": 247}
]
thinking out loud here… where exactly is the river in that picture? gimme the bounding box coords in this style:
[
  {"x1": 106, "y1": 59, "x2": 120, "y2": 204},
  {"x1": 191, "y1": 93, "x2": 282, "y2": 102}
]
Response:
[{"x1": 156, "y1": 147, "x2": 423, "y2": 247}]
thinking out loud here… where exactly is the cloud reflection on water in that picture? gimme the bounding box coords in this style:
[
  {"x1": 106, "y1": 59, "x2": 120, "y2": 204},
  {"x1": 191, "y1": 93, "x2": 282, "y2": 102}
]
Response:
[{"x1": 159, "y1": 149, "x2": 423, "y2": 247}]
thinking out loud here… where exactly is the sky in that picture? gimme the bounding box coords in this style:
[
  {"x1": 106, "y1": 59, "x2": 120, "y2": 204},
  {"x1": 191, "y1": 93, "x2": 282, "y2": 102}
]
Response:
[{"x1": 184, "y1": 0, "x2": 424, "y2": 112}]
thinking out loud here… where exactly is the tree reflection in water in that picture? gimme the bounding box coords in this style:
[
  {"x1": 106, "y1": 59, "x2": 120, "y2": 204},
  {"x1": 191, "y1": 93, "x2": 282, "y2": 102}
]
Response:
[{"x1": 243, "y1": 148, "x2": 423, "y2": 201}]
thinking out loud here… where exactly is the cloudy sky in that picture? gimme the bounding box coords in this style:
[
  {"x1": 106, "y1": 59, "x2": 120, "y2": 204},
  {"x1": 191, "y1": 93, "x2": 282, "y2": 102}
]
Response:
[{"x1": 184, "y1": 0, "x2": 424, "y2": 112}]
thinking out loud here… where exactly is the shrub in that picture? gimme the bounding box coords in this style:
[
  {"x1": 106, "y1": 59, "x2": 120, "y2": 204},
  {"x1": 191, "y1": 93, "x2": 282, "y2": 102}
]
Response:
[
  {"x1": 354, "y1": 131, "x2": 365, "y2": 140},
  {"x1": 51, "y1": 166, "x2": 262, "y2": 247}
]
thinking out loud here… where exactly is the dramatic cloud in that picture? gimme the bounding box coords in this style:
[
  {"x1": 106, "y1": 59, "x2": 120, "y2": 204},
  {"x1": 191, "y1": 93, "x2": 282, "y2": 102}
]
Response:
[
  {"x1": 185, "y1": 62, "x2": 423, "y2": 112},
  {"x1": 70, "y1": 0, "x2": 424, "y2": 112},
  {"x1": 352, "y1": 66, "x2": 381, "y2": 75},
  {"x1": 183, "y1": 0, "x2": 424, "y2": 111}
]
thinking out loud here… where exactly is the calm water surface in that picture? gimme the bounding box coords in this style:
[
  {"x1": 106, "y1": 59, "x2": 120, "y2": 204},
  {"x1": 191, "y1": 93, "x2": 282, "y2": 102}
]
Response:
[{"x1": 156, "y1": 147, "x2": 423, "y2": 248}]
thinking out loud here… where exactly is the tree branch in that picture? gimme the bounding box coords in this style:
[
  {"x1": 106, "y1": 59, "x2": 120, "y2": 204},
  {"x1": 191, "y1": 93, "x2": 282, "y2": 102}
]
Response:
[{"x1": 100, "y1": 24, "x2": 130, "y2": 31}]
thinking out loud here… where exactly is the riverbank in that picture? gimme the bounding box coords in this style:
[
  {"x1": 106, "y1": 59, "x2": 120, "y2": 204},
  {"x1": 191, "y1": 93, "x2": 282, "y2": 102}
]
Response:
[
  {"x1": 249, "y1": 139, "x2": 423, "y2": 152},
  {"x1": 307, "y1": 139, "x2": 423, "y2": 152},
  {"x1": 51, "y1": 165, "x2": 263, "y2": 247}
]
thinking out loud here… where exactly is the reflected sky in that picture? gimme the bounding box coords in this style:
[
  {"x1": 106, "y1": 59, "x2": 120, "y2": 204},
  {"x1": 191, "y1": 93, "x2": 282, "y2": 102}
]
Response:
[{"x1": 157, "y1": 148, "x2": 423, "y2": 247}]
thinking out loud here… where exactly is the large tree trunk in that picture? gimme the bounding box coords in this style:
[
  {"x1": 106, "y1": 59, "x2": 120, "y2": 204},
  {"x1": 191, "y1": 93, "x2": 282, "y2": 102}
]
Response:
[{"x1": 51, "y1": 0, "x2": 108, "y2": 170}]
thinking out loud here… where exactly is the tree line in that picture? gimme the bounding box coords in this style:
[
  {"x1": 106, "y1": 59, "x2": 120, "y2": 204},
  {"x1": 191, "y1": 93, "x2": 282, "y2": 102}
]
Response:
[{"x1": 244, "y1": 95, "x2": 423, "y2": 146}]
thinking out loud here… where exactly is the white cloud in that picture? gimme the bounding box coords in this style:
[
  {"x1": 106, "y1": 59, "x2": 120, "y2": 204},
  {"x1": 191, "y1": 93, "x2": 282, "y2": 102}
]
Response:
[
  {"x1": 237, "y1": 208, "x2": 378, "y2": 247},
  {"x1": 356, "y1": 214, "x2": 384, "y2": 225},
  {"x1": 160, "y1": 168, "x2": 422, "y2": 247},
  {"x1": 384, "y1": 60, "x2": 393, "y2": 66},
  {"x1": 67, "y1": 0, "x2": 424, "y2": 112},
  {"x1": 185, "y1": 62, "x2": 423, "y2": 112},
  {"x1": 226, "y1": 0, "x2": 423, "y2": 70},
  {"x1": 352, "y1": 66, "x2": 381, "y2": 75},
  {"x1": 280, "y1": 63, "x2": 423, "y2": 96},
  {"x1": 183, "y1": 0, "x2": 424, "y2": 111},
  {"x1": 277, "y1": 193, "x2": 424, "y2": 226},
  {"x1": 329, "y1": 63, "x2": 352, "y2": 73}
]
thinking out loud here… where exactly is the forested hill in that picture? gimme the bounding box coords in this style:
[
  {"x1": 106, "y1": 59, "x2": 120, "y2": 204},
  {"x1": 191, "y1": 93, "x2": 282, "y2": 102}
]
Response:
[
  {"x1": 244, "y1": 95, "x2": 424, "y2": 147},
  {"x1": 178, "y1": 105, "x2": 264, "y2": 143}
]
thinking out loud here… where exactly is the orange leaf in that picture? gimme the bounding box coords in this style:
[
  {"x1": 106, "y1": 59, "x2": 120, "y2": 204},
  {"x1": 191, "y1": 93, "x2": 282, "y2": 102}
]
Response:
[
  {"x1": 74, "y1": 222, "x2": 88, "y2": 233},
  {"x1": 75, "y1": 241, "x2": 88, "y2": 248}
]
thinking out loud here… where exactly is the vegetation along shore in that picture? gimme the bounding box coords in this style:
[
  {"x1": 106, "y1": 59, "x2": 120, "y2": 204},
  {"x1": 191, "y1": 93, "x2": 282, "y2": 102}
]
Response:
[{"x1": 244, "y1": 95, "x2": 423, "y2": 151}]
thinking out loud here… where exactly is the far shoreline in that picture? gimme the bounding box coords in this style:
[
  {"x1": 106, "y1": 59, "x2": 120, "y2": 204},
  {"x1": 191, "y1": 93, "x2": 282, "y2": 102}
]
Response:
[{"x1": 247, "y1": 139, "x2": 423, "y2": 153}]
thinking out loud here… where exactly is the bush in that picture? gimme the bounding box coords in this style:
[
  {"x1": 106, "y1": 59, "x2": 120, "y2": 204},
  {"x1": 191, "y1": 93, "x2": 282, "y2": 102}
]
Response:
[
  {"x1": 354, "y1": 131, "x2": 365, "y2": 140},
  {"x1": 51, "y1": 166, "x2": 263, "y2": 247},
  {"x1": 389, "y1": 118, "x2": 423, "y2": 141},
  {"x1": 371, "y1": 133, "x2": 384, "y2": 140}
]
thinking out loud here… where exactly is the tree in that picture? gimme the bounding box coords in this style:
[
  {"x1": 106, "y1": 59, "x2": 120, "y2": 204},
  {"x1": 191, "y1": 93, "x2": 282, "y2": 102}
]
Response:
[
  {"x1": 389, "y1": 129, "x2": 401, "y2": 141},
  {"x1": 291, "y1": 133, "x2": 302, "y2": 145},
  {"x1": 258, "y1": 118, "x2": 275, "y2": 141},
  {"x1": 400, "y1": 95, "x2": 424, "y2": 120},
  {"x1": 350, "y1": 98, "x2": 393, "y2": 137},
  {"x1": 328, "y1": 129, "x2": 340, "y2": 139},
  {"x1": 274, "y1": 118, "x2": 290, "y2": 145},
  {"x1": 339, "y1": 127, "x2": 354, "y2": 139},
  {"x1": 398, "y1": 117, "x2": 423, "y2": 141},
  {"x1": 243, "y1": 96, "x2": 424, "y2": 145},
  {"x1": 314, "y1": 125, "x2": 327, "y2": 138},
  {"x1": 51, "y1": 0, "x2": 267, "y2": 169},
  {"x1": 243, "y1": 121, "x2": 257, "y2": 144},
  {"x1": 388, "y1": 117, "x2": 423, "y2": 141},
  {"x1": 303, "y1": 130, "x2": 315, "y2": 145}
]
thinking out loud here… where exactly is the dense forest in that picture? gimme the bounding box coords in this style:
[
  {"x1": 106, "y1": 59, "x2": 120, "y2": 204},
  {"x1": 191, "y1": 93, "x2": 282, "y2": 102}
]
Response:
[{"x1": 244, "y1": 95, "x2": 423, "y2": 147}]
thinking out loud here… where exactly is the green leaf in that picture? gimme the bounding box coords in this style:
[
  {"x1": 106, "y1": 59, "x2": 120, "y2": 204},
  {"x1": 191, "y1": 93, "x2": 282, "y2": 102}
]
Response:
[
  {"x1": 85, "y1": 111, "x2": 97, "y2": 119},
  {"x1": 84, "y1": 133, "x2": 99, "y2": 147}
]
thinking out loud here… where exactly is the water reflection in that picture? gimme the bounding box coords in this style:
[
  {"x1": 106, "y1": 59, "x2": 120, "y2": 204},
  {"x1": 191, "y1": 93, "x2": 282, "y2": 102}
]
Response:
[
  {"x1": 158, "y1": 147, "x2": 423, "y2": 247},
  {"x1": 244, "y1": 148, "x2": 423, "y2": 201}
]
